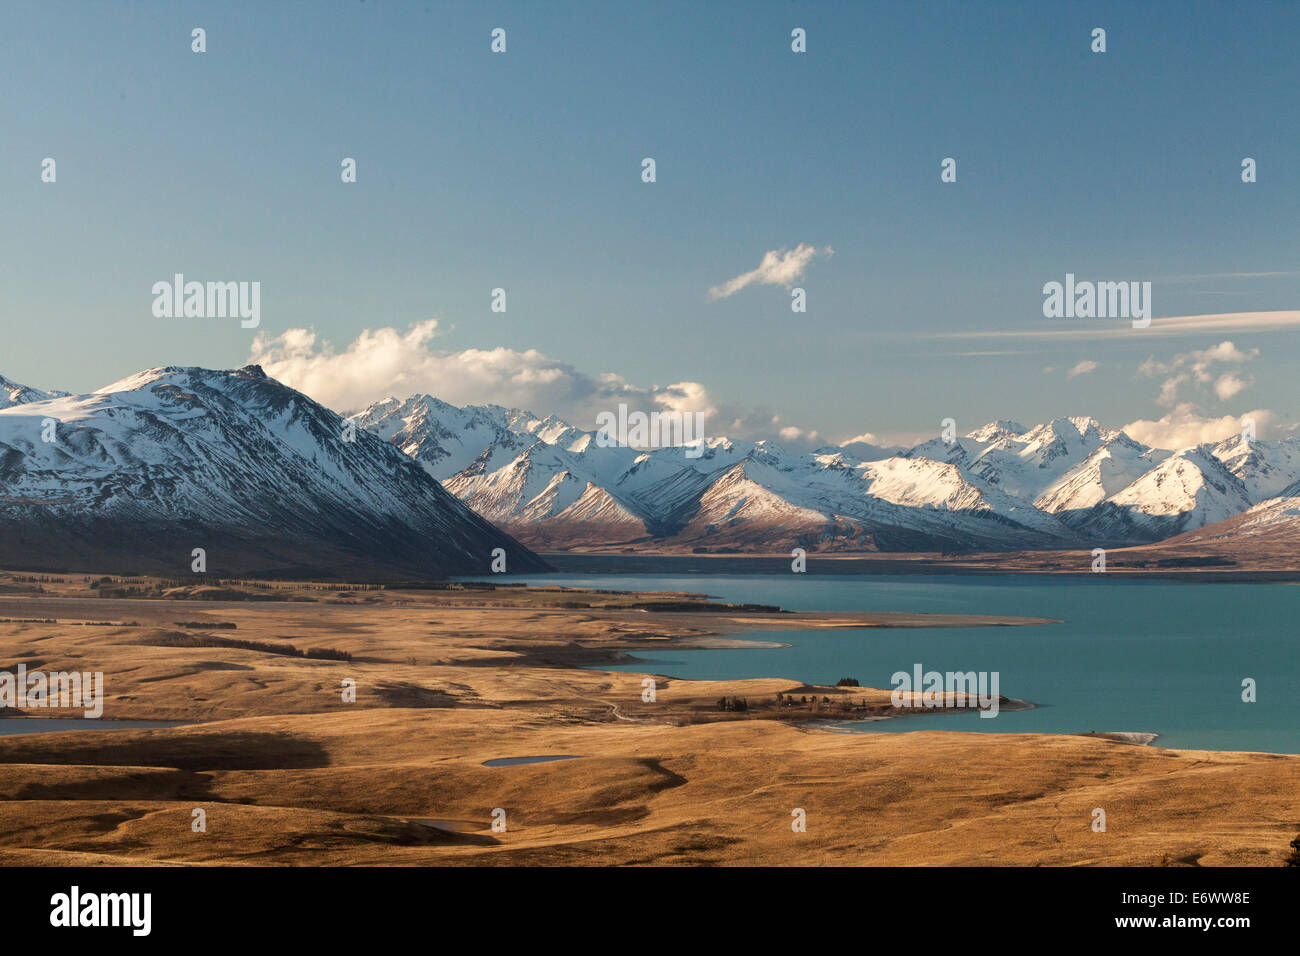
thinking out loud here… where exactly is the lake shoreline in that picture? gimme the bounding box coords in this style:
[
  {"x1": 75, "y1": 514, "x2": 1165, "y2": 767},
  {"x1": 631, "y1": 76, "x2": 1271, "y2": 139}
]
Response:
[
  {"x1": 0, "y1": 571, "x2": 1295, "y2": 865},
  {"x1": 540, "y1": 551, "x2": 1300, "y2": 582}
]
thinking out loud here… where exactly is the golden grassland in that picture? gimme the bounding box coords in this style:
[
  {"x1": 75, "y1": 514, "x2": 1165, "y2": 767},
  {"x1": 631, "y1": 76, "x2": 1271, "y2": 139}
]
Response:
[{"x1": 0, "y1": 571, "x2": 1296, "y2": 866}]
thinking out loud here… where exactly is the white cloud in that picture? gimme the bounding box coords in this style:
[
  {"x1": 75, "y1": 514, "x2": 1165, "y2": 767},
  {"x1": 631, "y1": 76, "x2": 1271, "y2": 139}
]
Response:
[
  {"x1": 1125, "y1": 342, "x2": 1275, "y2": 443},
  {"x1": 1156, "y1": 375, "x2": 1186, "y2": 408},
  {"x1": 707, "y1": 244, "x2": 833, "y2": 300},
  {"x1": 1186, "y1": 341, "x2": 1257, "y2": 379},
  {"x1": 1214, "y1": 373, "x2": 1249, "y2": 400},
  {"x1": 1123, "y1": 404, "x2": 1274, "y2": 450},
  {"x1": 247, "y1": 320, "x2": 831, "y2": 448},
  {"x1": 1139, "y1": 340, "x2": 1258, "y2": 407},
  {"x1": 244, "y1": 323, "x2": 1285, "y2": 458},
  {"x1": 1067, "y1": 359, "x2": 1100, "y2": 377},
  {"x1": 249, "y1": 320, "x2": 587, "y2": 414},
  {"x1": 778, "y1": 424, "x2": 820, "y2": 444}
]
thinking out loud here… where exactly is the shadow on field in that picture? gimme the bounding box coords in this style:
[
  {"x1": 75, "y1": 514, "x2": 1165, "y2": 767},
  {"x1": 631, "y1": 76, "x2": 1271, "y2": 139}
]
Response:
[{"x1": 0, "y1": 730, "x2": 330, "y2": 771}]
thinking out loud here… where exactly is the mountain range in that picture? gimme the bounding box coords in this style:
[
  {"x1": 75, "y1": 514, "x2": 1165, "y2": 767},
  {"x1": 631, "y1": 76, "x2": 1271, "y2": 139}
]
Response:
[
  {"x1": 352, "y1": 394, "x2": 1300, "y2": 554},
  {"x1": 3, "y1": 365, "x2": 1296, "y2": 571},
  {"x1": 0, "y1": 367, "x2": 546, "y2": 577}
]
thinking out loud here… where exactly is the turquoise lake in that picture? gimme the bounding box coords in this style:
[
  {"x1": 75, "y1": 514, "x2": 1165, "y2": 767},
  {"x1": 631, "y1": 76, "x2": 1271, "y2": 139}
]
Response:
[
  {"x1": 0, "y1": 718, "x2": 181, "y2": 736},
  {"x1": 501, "y1": 573, "x2": 1299, "y2": 753}
]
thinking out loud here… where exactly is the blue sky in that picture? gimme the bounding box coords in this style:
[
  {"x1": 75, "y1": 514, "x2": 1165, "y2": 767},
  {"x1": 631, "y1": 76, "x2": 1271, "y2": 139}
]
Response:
[{"x1": 2, "y1": 0, "x2": 1298, "y2": 447}]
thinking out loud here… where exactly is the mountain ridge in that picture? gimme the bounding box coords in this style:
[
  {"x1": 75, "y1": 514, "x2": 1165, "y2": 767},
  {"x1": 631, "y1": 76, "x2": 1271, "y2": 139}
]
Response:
[
  {"x1": 6, "y1": 366, "x2": 1294, "y2": 561},
  {"x1": 350, "y1": 391, "x2": 1300, "y2": 553},
  {"x1": 0, "y1": 367, "x2": 547, "y2": 578}
]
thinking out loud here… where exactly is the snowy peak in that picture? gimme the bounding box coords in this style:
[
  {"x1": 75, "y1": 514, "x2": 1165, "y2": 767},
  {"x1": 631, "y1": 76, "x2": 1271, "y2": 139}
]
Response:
[
  {"x1": 349, "y1": 395, "x2": 1299, "y2": 553},
  {"x1": 1016, "y1": 416, "x2": 1092, "y2": 458},
  {"x1": 0, "y1": 373, "x2": 65, "y2": 409},
  {"x1": 1073, "y1": 446, "x2": 1254, "y2": 544},
  {"x1": 1155, "y1": 489, "x2": 1300, "y2": 554},
  {"x1": 1208, "y1": 434, "x2": 1300, "y2": 503},
  {"x1": 1106, "y1": 447, "x2": 1250, "y2": 519},
  {"x1": 356, "y1": 395, "x2": 1092, "y2": 552},
  {"x1": 966, "y1": 420, "x2": 1028, "y2": 443},
  {"x1": 1034, "y1": 437, "x2": 1169, "y2": 515},
  {"x1": 15, "y1": 372, "x2": 1285, "y2": 560},
  {"x1": 351, "y1": 394, "x2": 534, "y2": 479},
  {"x1": 0, "y1": 367, "x2": 545, "y2": 577},
  {"x1": 859, "y1": 457, "x2": 991, "y2": 512}
]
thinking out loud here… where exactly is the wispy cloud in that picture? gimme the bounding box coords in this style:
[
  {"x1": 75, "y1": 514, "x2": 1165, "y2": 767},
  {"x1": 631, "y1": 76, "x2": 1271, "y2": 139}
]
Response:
[
  {"x1": 1067, "y1": 359, "x2": 1100, "y2": 377},
  {"x1": 707, "y1": 244, "x2": 833, "y2": 300},
  {"x1": 920, "y1": 310, "x2": 1300, "y2": 341},
  {"x1": 1154, "y1": 271, "x2": 1300, "y2": 282}
]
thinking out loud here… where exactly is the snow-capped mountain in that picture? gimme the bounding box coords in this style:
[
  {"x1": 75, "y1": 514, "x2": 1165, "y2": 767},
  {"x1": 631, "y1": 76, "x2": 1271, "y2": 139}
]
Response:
[
  {"x1": 1034, "y1": 433, "x2": 1171, "y2": 516},
  {"x1": 7, "y1": 365, "x2": 1290, "y2": 563},
  {"x1": 1199, "y1": 492, "x2": 1300, "y2": 542},
  {"x1": 372, "y1": 396, "x2": 1083, "y2": 552},
  {"x1": 0, "y1": 367, "x2": 546, "y2": 577},
  {"x1": 354, "y1": 396, "x2": 1300, "y2": 553},
  {"x1": 1208, "y1": 433, "x2": 1300, "y2": 503},
  {"x1": 351, "y1": 395, "x2": 537, "y2": 478},
  {"x1": 904, "y1": 416, "x2": 1130, "y2": 501},
  {"x1": 656, "y1": 452, "x2": 1076, "y2": 552},
  {"x1": 1154, "y1": 484, "x2": 1300, "y2": 556},
  {"x1": 1071, "y1": 446, "x2": 1255, "y2": 542},
  {"x1": 0, "y1": 374, "x2": 65, "y2": 409}
]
